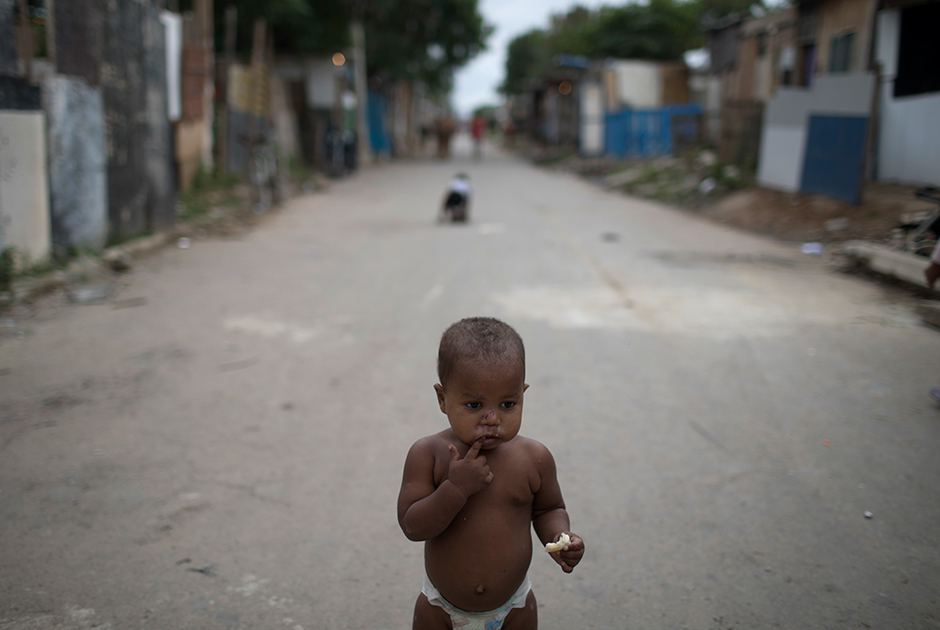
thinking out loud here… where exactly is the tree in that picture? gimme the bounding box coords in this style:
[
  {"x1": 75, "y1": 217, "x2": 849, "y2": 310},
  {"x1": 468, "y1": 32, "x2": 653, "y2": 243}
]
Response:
[
  {"x1": 501, "y1": 0, "x2": 709, "y2": 95},
  {"x1": 362, "y1": 0, "x2": 492, "y2": 93},
  {"x1": 209, "y1": 0, "x2": 491, "y2": 94},
  {"x1": 209, "y1": 0, "x2": 350, "y2": 56},
  {"x1": 590, "y1": 0, "x2": 702, "y2": 61},
  {"x1": 500, "y1": 29, "x2": 549, "y2": 95}
]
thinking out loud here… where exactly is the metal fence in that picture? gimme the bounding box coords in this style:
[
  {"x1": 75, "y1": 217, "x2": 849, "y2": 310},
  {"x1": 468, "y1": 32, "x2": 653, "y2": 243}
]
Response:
[{"x1": 605, "y1": 104, "x2": 704, "y2": 158}]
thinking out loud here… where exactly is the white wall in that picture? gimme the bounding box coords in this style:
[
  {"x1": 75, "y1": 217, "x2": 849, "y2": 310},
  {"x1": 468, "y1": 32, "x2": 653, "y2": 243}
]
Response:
[
  {"x1": 876, "y1": 9, "x2": 940, "y2": 185},
  {"x1": 161, "y1": 12, "x2": 182, "y2": 122},
  {"x1": 579, "y1": 82, "x2": 604, "y2": 155},
  {"x1": 757, "y1": 74, "x2": 874, "y2": 191},
  {"x1": 0, "y1": 112, "x2": 50, "y2": 267},
  {"x1": 306, "y1": 60, "x2": 340, "y2": 109},
  {"x1": 608, "y1": 60, "x2": 662, "y2": 108}
]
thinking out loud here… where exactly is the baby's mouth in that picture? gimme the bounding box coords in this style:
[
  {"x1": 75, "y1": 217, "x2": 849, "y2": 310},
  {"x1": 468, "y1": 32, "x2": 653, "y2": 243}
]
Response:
[{"x1": 478, "y1": 428, "x2": 500, "y2": 441}]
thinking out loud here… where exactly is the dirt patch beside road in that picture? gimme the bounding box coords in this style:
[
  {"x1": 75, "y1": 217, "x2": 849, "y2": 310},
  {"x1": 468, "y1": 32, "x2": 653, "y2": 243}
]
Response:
[
  {"x1": 700, "y1": 184, "x2": 936, "y2": 245},
  {"x1": 523, "y1": 144, "x2": 937, "y2": 248}
]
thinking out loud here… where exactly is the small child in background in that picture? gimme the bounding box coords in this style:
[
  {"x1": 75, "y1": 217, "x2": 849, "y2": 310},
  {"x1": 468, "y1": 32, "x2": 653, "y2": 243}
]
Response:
[
  {"x1": 439, "y1": 173, "x2": 471, "y2": 222},
  {"x1": 398, "y1": 317, "x2": 584, "y2": 629}
]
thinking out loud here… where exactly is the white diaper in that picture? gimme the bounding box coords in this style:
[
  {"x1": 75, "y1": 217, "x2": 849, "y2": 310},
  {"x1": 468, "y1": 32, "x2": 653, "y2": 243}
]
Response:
[{"x1": 422, "y1": 571, "x2": 531, "y2": 630}]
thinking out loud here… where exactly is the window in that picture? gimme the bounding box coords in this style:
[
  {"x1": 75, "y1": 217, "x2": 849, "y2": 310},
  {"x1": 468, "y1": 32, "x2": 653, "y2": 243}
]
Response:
[
  {"x1": 895, "y1": 2, "x2": 940, "y2": 98},
  {"x1": 828, "y1": 32, "x2": 854, "y2": 73}
]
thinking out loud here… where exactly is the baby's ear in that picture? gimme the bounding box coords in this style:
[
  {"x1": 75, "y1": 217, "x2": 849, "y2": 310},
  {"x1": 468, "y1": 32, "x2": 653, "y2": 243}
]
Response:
[
  {"x1": 433, "y1": 384, "x2": 447, "y2": 413},
  {"x1": 523, "y1": 383, "x2": 530, "y2": 393}
]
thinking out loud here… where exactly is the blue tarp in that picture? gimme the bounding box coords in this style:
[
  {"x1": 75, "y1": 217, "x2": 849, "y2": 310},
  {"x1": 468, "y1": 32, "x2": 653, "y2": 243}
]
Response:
[
  {"x1": 368, "y1": 90, "x2": 391, "y2": 155},
  {"x1": 605, "y1": 104, "x2": 703, "y2": 157}
]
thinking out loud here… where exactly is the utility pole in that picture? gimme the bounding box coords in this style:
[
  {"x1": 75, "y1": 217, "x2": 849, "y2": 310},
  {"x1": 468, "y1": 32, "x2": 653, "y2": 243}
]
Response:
[{"x1": 351, "y1": 19, "x2": 371, "y2": 166}]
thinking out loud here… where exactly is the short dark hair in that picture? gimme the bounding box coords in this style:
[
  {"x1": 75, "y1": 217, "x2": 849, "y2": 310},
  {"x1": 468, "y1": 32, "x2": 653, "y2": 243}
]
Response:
[{"x1": 437, "y1": 317, "x2": 525, "y2": 387}]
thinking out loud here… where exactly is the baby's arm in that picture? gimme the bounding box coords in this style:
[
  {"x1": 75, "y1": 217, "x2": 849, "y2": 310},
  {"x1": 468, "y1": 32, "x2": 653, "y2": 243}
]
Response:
[
  {"x1": 398, "y1": 437, "x2": 492, "y2": 541},
  {"x1": 530, "y1": 444, "x2": 584, "y2": 573}
]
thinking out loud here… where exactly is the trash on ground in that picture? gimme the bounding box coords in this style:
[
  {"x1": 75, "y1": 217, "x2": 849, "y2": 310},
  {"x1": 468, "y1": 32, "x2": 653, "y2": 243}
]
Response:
[
  {"x1": 801, "y1": 243, "x2": 824, "y2": 254},
  {"x1": 178, "y1": 237, "x2": 191, "y2": 249},
  {"x1": 69, "y1": 282, "x2": 114, "y2": 303},
  {"x1": 112, "y1": 297, "x2": 148, "y2": 310},
  {"x1": 103, "y1": 253, "x2": 133, "y2": 273},
  {"x1": 187, "y1": 564, "x2": 216, "y2": 576},
  {"x1": 699, "y1": 177, "x2": 717, "y2": 194},
  {"x1": 864, "y1": 511, "x2": 874, "y2": 519},
  {"x1": 824, "y1": 217, "x2": 850, "y2": 231}
]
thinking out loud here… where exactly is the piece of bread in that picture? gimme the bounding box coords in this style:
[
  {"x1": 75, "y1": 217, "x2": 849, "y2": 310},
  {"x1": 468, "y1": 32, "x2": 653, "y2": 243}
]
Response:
[{"x1": 545, "y1": 532, "x2": 570, "y2": 553}]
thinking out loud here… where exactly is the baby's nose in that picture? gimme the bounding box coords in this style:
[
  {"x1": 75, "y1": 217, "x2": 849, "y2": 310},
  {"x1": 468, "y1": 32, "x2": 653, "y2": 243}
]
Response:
[{"x1": 482, "y1": 408, "x2": 496, "y2": 421}]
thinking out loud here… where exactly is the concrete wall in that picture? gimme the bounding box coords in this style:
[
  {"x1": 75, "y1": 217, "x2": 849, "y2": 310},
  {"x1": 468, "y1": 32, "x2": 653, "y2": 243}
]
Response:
[
  {"x1": 875, "y1": 9, "x2": 940, "y2": 186},
  {"x1": 306, "y1": 59, "x2": 339, "y2": 109},
  {"x1": 607, "y1": 61, "x2": 662, "y2": 108},
  {"x1": 0, "y1": 111, "x2": 50, "y2": 266},
  {"x1": 579, "y1": 82, "x2": 604, "y2": 155},
  {"x1": 758, "y1": 73, "x2": 873, "y2": 191},
  {"x1": 44, "y1": 75, "x2": 108, "y2": 253},
  {"x1": 815, "y1": 0, "x2": 877, "y2": 75}
]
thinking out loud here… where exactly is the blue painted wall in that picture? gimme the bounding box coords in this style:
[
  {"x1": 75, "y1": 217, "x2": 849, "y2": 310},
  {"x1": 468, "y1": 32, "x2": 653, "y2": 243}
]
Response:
[
  {"x1": 368, "y1": 91, "x2": 390, "y2": 155},
  {"x1": 799, "y1": 115, "x2": 868, "y2": 205},
  {"x1": 605, "y1": 104, "x2": 702, "y2": 158}
]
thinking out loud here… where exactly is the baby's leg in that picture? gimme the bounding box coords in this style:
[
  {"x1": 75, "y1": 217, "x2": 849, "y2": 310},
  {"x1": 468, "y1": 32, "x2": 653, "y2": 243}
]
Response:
[
  {"x1": 412, "y1": 592, "x2": 454, "y2": 630},
  {"x1": 501, "y1": 590, "x2": 538, "y2": 630}
]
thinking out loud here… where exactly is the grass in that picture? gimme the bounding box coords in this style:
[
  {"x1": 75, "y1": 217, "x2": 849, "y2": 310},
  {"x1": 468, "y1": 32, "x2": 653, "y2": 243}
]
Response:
[{"x1": 177, "y1": 167, "x2": 242, "y2": 222}]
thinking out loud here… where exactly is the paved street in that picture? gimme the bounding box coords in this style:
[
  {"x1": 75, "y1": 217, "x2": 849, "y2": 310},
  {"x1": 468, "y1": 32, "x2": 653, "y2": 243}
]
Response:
[{"x1": 2, "y1": 137, "x2": 939, "y2": 630}]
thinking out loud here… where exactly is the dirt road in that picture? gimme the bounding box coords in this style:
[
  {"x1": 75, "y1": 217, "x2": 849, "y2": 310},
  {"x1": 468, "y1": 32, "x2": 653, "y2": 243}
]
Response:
[{"x1": 2, "y1": 139, "x2": 939, "y2": 629}]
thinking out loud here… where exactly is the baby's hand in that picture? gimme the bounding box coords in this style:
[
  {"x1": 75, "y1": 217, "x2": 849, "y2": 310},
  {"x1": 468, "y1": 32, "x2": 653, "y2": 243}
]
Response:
[
  {"x1": 446, "y1": 440, "x2": 493, "y2": 498},
  {"x1": 547, "y1": 532, "x2": 584, "y2": 573}
]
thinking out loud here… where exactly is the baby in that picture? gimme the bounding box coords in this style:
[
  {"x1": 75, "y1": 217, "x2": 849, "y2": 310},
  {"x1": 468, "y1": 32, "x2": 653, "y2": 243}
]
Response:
[
  {"x1": 439, "y1": 173, "x2": 471, "y2": 222},
  {"x1": 398, "y1": 317, "x2": 584, "y2": 629}
]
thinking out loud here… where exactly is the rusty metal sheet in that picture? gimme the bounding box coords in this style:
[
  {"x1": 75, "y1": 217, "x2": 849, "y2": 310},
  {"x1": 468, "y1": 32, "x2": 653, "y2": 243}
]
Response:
[
  {"x1": 54, "y1": 0, "x2": 99, "y2": 84},
  {"x1": 0, "y1": 0, "x2": 18, "y2": 74},
  {"x1": 181, "y1": 46, "x2": 207, "y2": 120},
  {"x1": 0, "y1": 75, "x2": 40, "y2": 109},
  {"x1": 101, "y1": 0, "x2": 173, "y2": 239}
]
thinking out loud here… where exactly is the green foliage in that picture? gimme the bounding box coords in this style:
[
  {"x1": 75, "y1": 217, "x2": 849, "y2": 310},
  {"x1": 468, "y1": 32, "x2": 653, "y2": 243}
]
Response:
[
  {"x1": 210, "y1": 0, "x2": 350, "y2": 56},
  {"x1": 363, "y1": 0, "x2": 493, "y2": 93},
  {"x1": 590, "y1": 0, "x2": 702, "y2": 60},
  {"x1": 500, "y1": 0, "x2": 761, "y2": 95},
  {"x1": 501, "y1": 29, "x2": 549, "y2": 95},
  {"x1": 177, "y1": 167, "x2": 241, "y2": 222},
  {"x1": 210, "y1": 0, "x2": 491, "y2": 94},
  {"x1": 0, "y1": 248, "x2": 14, "y2": 292}
]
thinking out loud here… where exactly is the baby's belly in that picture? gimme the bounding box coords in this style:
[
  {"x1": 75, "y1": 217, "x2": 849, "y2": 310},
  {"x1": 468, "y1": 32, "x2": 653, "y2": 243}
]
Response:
[{"x1": 425, "y1": 508, "x2": 534, "y2": 612}]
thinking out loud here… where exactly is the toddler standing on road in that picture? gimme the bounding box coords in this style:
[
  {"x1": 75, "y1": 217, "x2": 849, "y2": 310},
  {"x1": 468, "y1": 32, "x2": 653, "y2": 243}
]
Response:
[{"x1": 398, "y1": 317, "x2": 584, "y2": 629}]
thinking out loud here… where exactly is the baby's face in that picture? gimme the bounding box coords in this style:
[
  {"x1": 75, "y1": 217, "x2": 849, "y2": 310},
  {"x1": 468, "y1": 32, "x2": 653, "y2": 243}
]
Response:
[{"x1": 434, "y1": 359, "x2": 528, "y2": 450}]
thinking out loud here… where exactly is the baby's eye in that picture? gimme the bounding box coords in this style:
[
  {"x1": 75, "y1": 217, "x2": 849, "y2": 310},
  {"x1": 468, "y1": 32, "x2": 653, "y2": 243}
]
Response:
[
  {"x1": 500, "y1": 401, "x2": 517, "y2": 409},
  {"x1": 466, "y1": 402, "x2": 482, "y2": 409}
]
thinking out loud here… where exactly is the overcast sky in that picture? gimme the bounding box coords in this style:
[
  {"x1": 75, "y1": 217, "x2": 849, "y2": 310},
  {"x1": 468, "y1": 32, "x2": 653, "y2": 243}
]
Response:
[{"x1": 452, "y1": 0, "x2": 611, "y2": 116}]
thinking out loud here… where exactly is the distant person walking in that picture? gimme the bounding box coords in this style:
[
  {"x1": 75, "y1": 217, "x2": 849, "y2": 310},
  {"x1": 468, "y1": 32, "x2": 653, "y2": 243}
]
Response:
[
  {"x1": 436, "y1": 117, "x2": 455, "y2": 160},
  {"x1": 471, "y1": 113, "x2": 486, "y2": 160}
]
